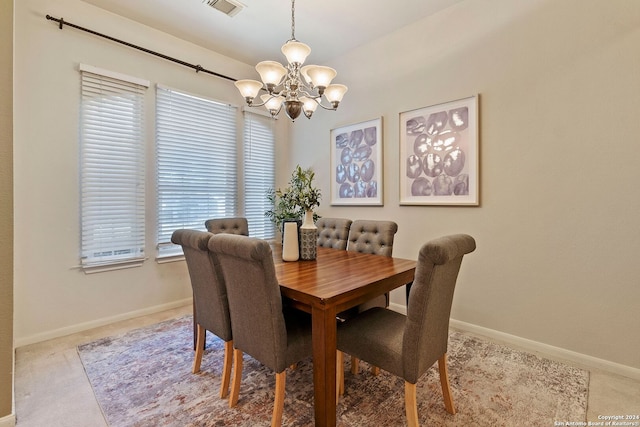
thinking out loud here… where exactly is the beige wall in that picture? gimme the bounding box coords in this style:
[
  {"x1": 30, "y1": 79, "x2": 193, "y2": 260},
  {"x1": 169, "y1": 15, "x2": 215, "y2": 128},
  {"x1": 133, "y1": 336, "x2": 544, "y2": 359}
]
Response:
[
  {"x1": 1, "y1": 0, "x2": 14, "y2": 422},
  {"x1": 290, "y1": 0, "x2": 640, "y2": 372}
]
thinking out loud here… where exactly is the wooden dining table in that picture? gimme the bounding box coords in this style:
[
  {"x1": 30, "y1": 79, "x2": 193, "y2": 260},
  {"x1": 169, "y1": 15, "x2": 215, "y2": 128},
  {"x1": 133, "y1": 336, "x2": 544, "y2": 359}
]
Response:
[{"x1": 270, "y1": 244, "x2": 416, "y2": 427}]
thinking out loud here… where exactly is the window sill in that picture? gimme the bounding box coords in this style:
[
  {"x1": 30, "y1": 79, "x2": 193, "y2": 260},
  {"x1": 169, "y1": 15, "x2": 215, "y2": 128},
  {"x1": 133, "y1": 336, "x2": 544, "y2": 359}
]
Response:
[
  {"x1": 81, "y1": 258, "x2": 145, "y2": 274},
  {"x1": 156, "y1": 254, "x2": 185, "y2": 264}
]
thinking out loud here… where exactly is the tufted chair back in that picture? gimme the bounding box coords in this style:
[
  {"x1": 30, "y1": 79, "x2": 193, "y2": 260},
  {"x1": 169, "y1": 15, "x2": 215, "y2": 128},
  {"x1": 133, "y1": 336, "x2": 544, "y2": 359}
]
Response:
[
  {"x1": 341, "y1": 220, "x2": 398, "y2": 316},
  {"x1": 316, "y1": 217, "x2": 353, "y2": 250},
  {"x1": 347, "y1": 220, "x2": 398, "y2": 257},
  {"x1": 205, "y1": 217, "x2": 249, "y2": 236}
]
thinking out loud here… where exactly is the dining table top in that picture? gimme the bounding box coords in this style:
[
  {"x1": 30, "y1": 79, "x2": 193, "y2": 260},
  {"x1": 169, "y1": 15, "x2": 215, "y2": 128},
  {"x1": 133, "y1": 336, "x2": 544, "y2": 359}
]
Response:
[
  {"x1": 270, "y1": 243, "x2": 417, "y2": 312},
  {"x1": 268, "y1": 243, "x2": 417, "y2": 427}
]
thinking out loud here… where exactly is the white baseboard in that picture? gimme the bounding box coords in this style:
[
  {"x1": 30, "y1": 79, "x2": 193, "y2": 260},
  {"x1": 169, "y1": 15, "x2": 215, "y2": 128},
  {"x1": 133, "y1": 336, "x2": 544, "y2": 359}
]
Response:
[
  {"x1": 388, "y1": 302, "x2": 640, "y2": 381},
  {"x1": 15, "y1": 298, "x2": 192, "y2": 348},
  {"x1": 0, "y1": 413, "x2": 16, "y2": 427},
  {"x1": 389, "y1": 302, "x2": 408, "y2": 315}
]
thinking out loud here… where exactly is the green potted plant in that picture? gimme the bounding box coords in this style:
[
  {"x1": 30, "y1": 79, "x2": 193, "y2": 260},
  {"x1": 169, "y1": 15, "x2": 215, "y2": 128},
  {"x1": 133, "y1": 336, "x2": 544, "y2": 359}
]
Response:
[
  {"x1": 266, "y1": 165, "x2": 321, "y2": 260},
  {"x1": 265, "y1": 165, "x2": 321, "y2": 229}
]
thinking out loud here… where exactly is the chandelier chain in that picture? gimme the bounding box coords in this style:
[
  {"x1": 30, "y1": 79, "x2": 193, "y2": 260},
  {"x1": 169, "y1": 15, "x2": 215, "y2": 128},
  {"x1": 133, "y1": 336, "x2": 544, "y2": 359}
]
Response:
[{"x1": 290, "y1": 0, "x2": 296, "y2": 40}]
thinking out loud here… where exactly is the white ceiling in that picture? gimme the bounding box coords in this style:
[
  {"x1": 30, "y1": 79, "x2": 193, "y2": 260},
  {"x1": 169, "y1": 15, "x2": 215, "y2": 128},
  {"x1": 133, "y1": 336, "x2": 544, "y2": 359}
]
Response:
[{"x1": 80, "y1": 0, "x2": 464, "y2": 65}]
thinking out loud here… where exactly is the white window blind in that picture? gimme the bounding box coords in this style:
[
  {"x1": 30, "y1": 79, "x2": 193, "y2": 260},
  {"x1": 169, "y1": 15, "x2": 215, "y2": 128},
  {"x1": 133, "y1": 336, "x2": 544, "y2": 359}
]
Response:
[
  {"x1": 156, "y1": 85, "x2": 238, "y2": 257},
  {"x1": 243, "y1": 111, "x2": 276, "y2": 239},
  {"x1": 80, "y1": 66, "x2": 148, "y2": 270}
]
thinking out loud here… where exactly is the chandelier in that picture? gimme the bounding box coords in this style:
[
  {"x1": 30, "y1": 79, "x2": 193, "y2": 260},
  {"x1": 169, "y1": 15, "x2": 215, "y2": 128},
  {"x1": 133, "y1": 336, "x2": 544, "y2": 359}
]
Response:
[{"x1": 234, "y1": 0, "x2": 348, "y2": 121}]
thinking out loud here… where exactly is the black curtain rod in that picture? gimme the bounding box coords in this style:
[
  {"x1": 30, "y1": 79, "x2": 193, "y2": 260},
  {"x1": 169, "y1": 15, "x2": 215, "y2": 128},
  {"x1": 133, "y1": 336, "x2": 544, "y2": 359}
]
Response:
[{"x1": 45, "y1": 14, "x2": 238, "y2": 83}]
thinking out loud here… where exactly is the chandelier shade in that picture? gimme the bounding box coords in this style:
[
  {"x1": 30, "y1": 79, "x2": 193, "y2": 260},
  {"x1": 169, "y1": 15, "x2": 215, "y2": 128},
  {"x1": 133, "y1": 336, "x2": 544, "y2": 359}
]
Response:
[
  {"x1": 260, "y1": 94, "x2": 285, "y2": 115},
  {"x1": 234, "y1": 79, "x2": 263, "y2": 100},
  {"x1": 255, "y1": 61, "x2": 287, "y2": 86},
  {"x1": 234, "y1": 0, "x2": 347, "y2": 121},
  {"x1": 304, "y1": 65, "x2": 336, "y2": 89},
  {"x1": 281, "y1": 40, "x2": 311, "y2": 65},
  {"x1": 324, "y1": 84, "x2": 348, "y2": 104},
  {"x1": 300, "y1": 96, "x2": 318, "y2": 114}
]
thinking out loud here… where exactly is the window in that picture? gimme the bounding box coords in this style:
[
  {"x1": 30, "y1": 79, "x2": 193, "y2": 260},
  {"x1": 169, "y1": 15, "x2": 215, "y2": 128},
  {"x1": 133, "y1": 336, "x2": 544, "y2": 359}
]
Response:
[
  {"x1": 79, "y1": 65, "x2": 148, "y2": 271},
  {"x1": 156, "y1": 85, "x2": 238, "y2": 257},
  {"x1": 243, "y1": 111, "x2": 276, "y2": 239}
]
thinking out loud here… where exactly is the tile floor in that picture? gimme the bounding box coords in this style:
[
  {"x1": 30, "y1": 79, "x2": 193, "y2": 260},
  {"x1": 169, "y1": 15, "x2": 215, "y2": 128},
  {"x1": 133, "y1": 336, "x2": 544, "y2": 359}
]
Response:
[{"x1": 14, "y1": 305, "x2": 640, "y2": 426}]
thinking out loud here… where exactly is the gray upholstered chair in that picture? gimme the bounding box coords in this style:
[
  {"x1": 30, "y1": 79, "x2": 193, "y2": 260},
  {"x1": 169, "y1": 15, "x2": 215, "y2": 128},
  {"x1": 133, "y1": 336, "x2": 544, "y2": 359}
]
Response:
[
  {"x1": 208, "y1": 234, "x2": 313, "y2": 427},
  {"x1": 170, "y1": 229, "x2": 233, "y2": 399},
  {"x1": 343, "y1": 220, "x2": 399, "y2": 374},
  {"x1": 347, "y1": 219, "x2": 398, "y2": 310},
  {"x1": 336, "y1": 234, "x2": 476, "y2": 427},
  {"x1": 204, "y1": 217, "x2": 249, "y2": 236},
  {"x1": 316, "y1": 217, "x2": 353, "y2": 250},
  {"x1": 188, "y1": 217, "x2": 247, "y2": 348}
]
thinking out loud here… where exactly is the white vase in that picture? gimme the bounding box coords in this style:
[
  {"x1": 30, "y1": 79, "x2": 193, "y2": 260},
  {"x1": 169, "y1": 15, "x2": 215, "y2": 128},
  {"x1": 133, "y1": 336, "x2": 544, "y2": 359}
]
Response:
[
  {"x1": 299, "y1": 210, "x2": 317, "y2": 260},
  {"x1": 282, "y1": 221, "x2": 300, "y2": 261},
  {"x1": 301, "y1": 210, "x2": 316, "y2": 229}
]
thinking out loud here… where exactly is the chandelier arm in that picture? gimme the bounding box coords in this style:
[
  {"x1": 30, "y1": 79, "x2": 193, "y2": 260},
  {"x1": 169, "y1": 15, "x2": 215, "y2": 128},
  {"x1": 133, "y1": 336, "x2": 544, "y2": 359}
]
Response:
[
  {"x1": 246, "y1": 94, "x2": 279, "y2": 108},
  {"x1": 314, "y1": 100, "x2": 339, "y2": 111},
  {"x1": 246, "y1": 99, "x2": 270, "y2": 108},
  {"x1": 296, "y1": 88, "x2": 317, "y2": 98},
  {"x1": 293, "y1": 89, "x2": 336, "y2": 110}
]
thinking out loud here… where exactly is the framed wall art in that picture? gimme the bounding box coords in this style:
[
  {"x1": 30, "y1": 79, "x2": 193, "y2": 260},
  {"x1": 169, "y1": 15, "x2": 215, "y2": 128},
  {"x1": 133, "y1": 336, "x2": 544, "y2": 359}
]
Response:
[
  {"x1": 399, "y1": 95, "x2": 479, "y2": 205},
  {"x1": 330, "y1": 117, "x2": 383, "y2": 206}
]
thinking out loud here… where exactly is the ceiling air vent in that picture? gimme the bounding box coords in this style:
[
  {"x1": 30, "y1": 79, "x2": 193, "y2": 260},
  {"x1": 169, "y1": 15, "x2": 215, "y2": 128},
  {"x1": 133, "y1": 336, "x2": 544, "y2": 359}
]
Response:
[{"x1": 203, "y1": 0, "x2": 245, "y2": 17}]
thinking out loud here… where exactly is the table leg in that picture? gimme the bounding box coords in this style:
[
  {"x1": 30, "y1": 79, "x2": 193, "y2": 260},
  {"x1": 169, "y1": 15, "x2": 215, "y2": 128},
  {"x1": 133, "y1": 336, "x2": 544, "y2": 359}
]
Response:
[{"x1": 311, "y1": 305, "x2": 337, "y2": 427}]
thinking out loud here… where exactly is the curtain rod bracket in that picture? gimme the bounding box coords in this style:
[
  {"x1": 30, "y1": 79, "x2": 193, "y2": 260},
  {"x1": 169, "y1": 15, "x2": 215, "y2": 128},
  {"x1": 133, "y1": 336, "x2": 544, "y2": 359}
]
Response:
[{"x1": 46, "y1": 15, "x2": 64, "y2": 30}]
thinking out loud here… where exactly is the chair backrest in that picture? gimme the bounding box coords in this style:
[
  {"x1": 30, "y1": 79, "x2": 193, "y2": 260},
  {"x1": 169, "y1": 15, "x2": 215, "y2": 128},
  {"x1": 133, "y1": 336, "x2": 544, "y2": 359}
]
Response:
[
  {"x1": 208, "y1": 234, "x2": 289, "y2": 372},
  {"x1": 402, "y1": 234, "x2": 476, "y2": 383},
  {"x1": 204, "y1": 217, "x2": 249, "y2": 236},
  {"x1": 347, "y1": 220, "x2": 398, "y2": 257},
  {"x1": 170, "y1": 229, "x2": 232, "y2": 342},
  {"x1": 316, "y1": 217, "x2": 353, "y2": 250}
]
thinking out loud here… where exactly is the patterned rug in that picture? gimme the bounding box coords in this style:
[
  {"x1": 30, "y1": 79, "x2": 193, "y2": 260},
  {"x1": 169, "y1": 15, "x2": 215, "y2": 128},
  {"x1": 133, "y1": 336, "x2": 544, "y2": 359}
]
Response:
[{"x1": 77, "y1": 316, "x2": 589, "y2": 426}]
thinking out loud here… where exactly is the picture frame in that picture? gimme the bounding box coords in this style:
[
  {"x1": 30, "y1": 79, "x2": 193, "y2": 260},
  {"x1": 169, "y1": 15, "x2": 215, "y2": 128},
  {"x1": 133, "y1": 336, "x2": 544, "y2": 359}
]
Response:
[
  {"x1": 399, "y1": 95, "x2": 479, "y2": 205},
  {"x1": 330, "y1": 117, "x2": 383, "y2": 206}
]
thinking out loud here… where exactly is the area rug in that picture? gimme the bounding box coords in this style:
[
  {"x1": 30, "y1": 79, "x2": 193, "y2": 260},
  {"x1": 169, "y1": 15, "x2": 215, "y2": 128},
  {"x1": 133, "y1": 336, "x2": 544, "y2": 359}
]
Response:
[{"x1": 77, "y1": 316, "x2": 589, "y2": 426}]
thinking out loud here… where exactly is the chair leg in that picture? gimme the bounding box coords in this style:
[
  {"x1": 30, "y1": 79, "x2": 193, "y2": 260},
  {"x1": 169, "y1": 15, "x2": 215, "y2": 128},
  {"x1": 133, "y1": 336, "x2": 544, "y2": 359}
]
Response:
[
  {"x1": 438, "y1": 353, "x2": 456, "y2": 415},
  {"x1": 336, "y1": 351, "x2": 344, "y2": 401},
  {"x1": 271, "y1": 371, "x2": 286, "y2": 427},
  {"x1": 219, "y1": 340, "x2": 233, "y2": 398},
  {"x1": 229, "y1": 349, "x2": 243, "y2": 408},
  {"x1": 350, "y1": 355, "x2": 359, "y2": 375},
  {"x1": 371, "y1": 366, "x2": 380, "y2": 376},
  {"x1": 192, "y1": 324, "x2": 205, "y2": 374},
  {"x1": 405, "y1": 381, "x2": 419, "y2": 427}
]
